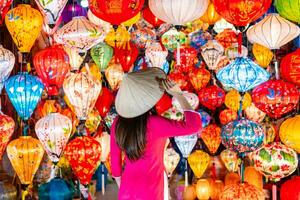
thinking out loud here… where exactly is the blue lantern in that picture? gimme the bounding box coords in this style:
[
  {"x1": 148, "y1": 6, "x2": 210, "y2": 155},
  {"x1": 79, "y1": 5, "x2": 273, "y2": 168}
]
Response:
[
  {"x1": 189, "y1": 30, "x2": 212, "y2": 50},
  {"x1": 5, "y1": 72, "x2": 44, "y2": 121},
  {"x1": 216, "y1": 57, "x2": 270, "y2": 92},
  {"x1": 197, "y1": 109, "x2": 211, "y2": 128},
  {"x1": 221, "y1": 118, "x2": 264, "y2": 155},
  {"x1": 38, "y1": 178, "x2": 74, "y2": 200}
]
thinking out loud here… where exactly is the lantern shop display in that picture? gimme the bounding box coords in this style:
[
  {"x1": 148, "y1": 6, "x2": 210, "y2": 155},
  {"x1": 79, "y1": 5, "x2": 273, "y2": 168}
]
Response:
[
  {"x1": 164, "y1": 148, "x2": 180, "y2": 176},
  {"x1": 252, "y1": 43, "x2": 273, "y2": 68},
  {"x1": 201, "y1": 124, "x2": 221, "y2": 154},
  {"x1": 198, "y1": 85, "x2": 225, "y2": 111},
  {"x1": 188, "y1": 150, "x2": 210, "y2": 179},
  {"x1": 279, "y1": 115, "x2": 300, "y2": 153},
  {"x1": 196, "y1": 179, "x2": 210, "y2": 200},
  {"x1": 219, "y1": 109, "x2": 238, "y2": 125},
  {"x1": 219, "y1": 183, "x2": 265, "y2": 200},
  {"x1": 0, "y1": 45, "x2": 14, "y2": 91},
  {"x1": 280, "y1": 176, "x2": 300, "y2": 200},
  {"x1": 280, "y1": 48, "x2": 300, "y2": 86},
  {"x1": 224, "y1": 90, "x2": 252, "y2": 111},
  {"x1": 0, "y1": 114, "x2": 15, "y2": 161}
]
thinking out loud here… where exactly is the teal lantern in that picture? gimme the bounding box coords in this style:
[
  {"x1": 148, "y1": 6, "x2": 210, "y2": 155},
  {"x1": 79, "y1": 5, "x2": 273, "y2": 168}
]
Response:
[
  {"x1": 38, "y1": 178, "x2": 74, "y2": 200},
  {"x1": 216, "y1": 57, "x2": 270, "y2": 92}
]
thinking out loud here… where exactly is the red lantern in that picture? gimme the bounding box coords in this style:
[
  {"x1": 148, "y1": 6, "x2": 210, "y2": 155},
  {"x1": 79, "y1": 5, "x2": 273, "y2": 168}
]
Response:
[
  {"x1": 201, "y1": 124, "x2": 221, "y2": 154},
  {"x1": 280, "y1": 176, "x2": 300, "y2": 200},
  {"x1": 0, "y1": 113, "x2": 14, "y2": 161},
  {"x1": 198, "y1": 85, "x2": 225, "y2": 110},
  {"x1": 114, "y1": 42, "x2": 139, "y2": 72},
  {"x1": 168, "y1": 72, "x2": 192, "y2": 91},
  {"x1": 252, "y1": 80, "x2": 300, "y2": 119},
  {"x1": 142, "y1": 6, "x2": 164, "y2": 28},
  {"x1": 174, "y1": 45, "x2": 198, "y2": 73},
  {"x1": 189, "y1": 67, "x2": 211, "y2": 91},
  {"x1": 95, "y1": 87, "x2": 114, "y2": 118},
  {"x1": 280, "y1": 48, "x2": 300, "y2": 86},
  {"x1": 0, "y1": 0, "x2": 12, "y2": 25},
  {"x1": 212, "y1": 0, "x2": 272, "y2": 26},
  {"x1": 89, "y1": 0, "x2": 144, "y2": 25},
  {"x1": 33, "y1": 45, "x2": 71, "y2": 96},
  {"x1": 215, "y1": 29, "x2": 238, "y2": 49},
  {"x1": 64, "y1": 136, "x2": 101, "y2": 185},
  {"x1": 219, "y1": 109, "x2": 238, "y2": 125},
  {"x1": 155, "y1": 93, "x2": 172, "y2": 115}
]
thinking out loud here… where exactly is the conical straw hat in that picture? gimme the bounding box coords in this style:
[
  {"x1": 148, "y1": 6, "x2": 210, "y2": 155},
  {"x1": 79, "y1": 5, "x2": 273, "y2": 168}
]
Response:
[{"x1": 115, "y1": 67, "x2": 167, "y2": 118}]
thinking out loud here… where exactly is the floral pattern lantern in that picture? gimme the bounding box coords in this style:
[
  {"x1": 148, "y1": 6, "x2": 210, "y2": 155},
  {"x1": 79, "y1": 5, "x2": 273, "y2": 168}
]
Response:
[
  {"x1": 220, "y1": 149, "x2": 239, "y2": 172},
  {"x1": 131, "y1": 27, "x2": 156, "y2": 49},
  {"x1": 252, "y1": 80, "x2": 300, "y2": 119},
  {"x1": 145, "y1": 42, "x2": 168, "y2": 70},
  {"x1": 0, "y1": 45, "x2": 14, "y2": 91},
  {"x1": 219, "y1": 109, "x2": 238, "y2": 125},
  {"x1": 224, "y1": 90, "x2": 252, "y2": 111},
  {"x1": 222, "y1": 118, "x2": 264, "y2": 155},
  {"x1": 252, "y1": 43, "x2": 273, "y2": 68},
  {"x1": 215, "y1": 29, "x2": 238, "y2": 49},
  {"x1": 280, "y1": 48, "x2": 300, "y2": 86},
  {"x1": 175, "y1": 134, "x2": 198, "y2": 158},
  {"x1": 189, "y1": 67, "x2": 210, "y2": 91},
  {"x1": 174, "y1": 45, "x2": 198, "y2": 70},
  {"x1": 252, "y1": 142, "x2": 298, "y2": 182},
  {"x1": 201, "y1": 40, "x2": 224, "y2": 70},
  {"x1": 279, "y1": 115, "x2": 300, "y2": 153},
  {"x1": 188, "y1": 150, "x2": 210, "y2": 178},
  {"x1": 105, "y1": 60, "x2": 124, "y2": 91},
  {"x1": 161, "y1": 28, "x2": 187, "y2": 52},
  {"x1": 280, "y1": 176, "x2": 300, "y2": 200},
  {"x1": 198, "y1": 85, "x2": 225, "y2": 110},
  {"x1": 35, "y1": 113, "x2": 72, "y2": 164},
  {"x1": 189, "y1": 30, "x2": 212, "y2": 50},
  {"x1": 275, "y1": 0, "x2": 300, "y2": 24},
  {"x1": 164, "y1": 148, "x2": 180, "y2": 176},
  {"x1": 91, "y1": 43, "x2": 113, "y2": 72},
  {"x1": 5, "y1": 4, "x2": 43, "y2": 53},
  {"x1": 245, "y1": 103, "x2": 266, "y2": 123},
  {"x1": 0, "y1": 114, "x2": 14, "y2": 161},
  {"x1": 201, "y1": 124, "x2": 221, "y2": 154},
  {"x1": 219, "y1": 183, "x2": 265, "y2": 200},
  {"x1": 217, "y1": 57, "x2": 270, "y2": 92}
]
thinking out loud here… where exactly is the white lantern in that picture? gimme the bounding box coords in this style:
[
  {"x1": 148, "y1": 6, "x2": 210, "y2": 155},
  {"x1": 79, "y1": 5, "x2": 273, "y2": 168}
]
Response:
[
  {"x1": 201, "y1": 40, "x2": 224, "y2": 70},
  {"x1": 172, "y1": 91, "x2": 199, "y2": 111},
  {"x1": 145, "y1": 42, "x2": 168, "y2": 69},
  {"x1": 247, "y1": 14, "x2": 300, "y2": 49},
  {"x1": 213, "y1": 18, "x2": 236, "y2": 34},
  {"x1": 174, "y1": 134, "x2": 198, "y2": 158},
  {"x1": 164, "y1": 148, "x2": 180, "y2": 176},
  {"x1": 0, "y1": 45, "x2": 14, "y2": 92},
  {"x1": 149, "y1": 0, "x2": 209, "y2": 25},
  {"x1": 100, "y1": 132, "x2": 110, "y2": 162},
  {"x1": 87, "y1": 9, "x2": 112, "y2": 34}
]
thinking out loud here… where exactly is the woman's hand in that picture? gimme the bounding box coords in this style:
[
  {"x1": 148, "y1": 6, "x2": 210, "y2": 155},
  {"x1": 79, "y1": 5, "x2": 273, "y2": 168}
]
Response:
[{"x1": 158, "y1": 78, "x2": 182, "y2": 97}]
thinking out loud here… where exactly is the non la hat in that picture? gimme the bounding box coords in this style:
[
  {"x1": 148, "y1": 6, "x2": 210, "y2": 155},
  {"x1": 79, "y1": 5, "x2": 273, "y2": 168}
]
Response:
[{"x1": 115, "y1": 67, "x2": 167, "y2": 118}]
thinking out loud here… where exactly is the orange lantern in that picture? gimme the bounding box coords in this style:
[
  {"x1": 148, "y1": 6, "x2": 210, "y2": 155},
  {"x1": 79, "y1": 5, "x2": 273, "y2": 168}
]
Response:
[
  {"x1": 215, "y1": 29, "x2": 238, "y2": 49},
  {"x1": 105, "y1": 58, "x2": 124, "y2": 91},
  {"x1": 219, "y1": 183, "x2": 265, "y2": 200},
  {"x1": 219, "y1": 109, "x2": 238, "y2": 125},
  {"x1": 244, "y1": 166, "x2": 263, "y2": 189},
  {"x1": 189, "y1": 67, "x2": 211, "y2": 91},
  {"x1": 196, "y1": 179, "x2": 210, "y2": 200},
  {"x1": 200, "y1": 1, "x2": 221, "y2": 25},
  {"x1": 188, "y1": 150, "x2": 210, "y2": 178},
  {"x1": 252, "y1": 43, "x2": 273, "y2": 68},
  {"x1": 224, "y1": 172, "x2": 240, "y2": 186},
  {"x1": 201, "y1": 124, "x2": 221, "y2": 154},
  {"x1": 210, "y1": 180, "x2": 224, "y2": 200},
  {"x1": 0, "y1": 114, "x2": 15, "y2": 161},
  {"x1": 35, "y1": 99, "x2": 62, "y2": 119},
  {"x1": 279, "y1": 115, "x2": 300, "y2": 153},
  {"x1": 225, "y1": 90, "x2": 252, "y2": 111},
  {"x1": 183, "y1": 185, "x2": 197, "y2": 200}
]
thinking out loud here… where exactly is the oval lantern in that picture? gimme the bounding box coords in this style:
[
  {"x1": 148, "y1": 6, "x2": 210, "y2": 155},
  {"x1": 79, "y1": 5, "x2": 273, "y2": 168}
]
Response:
[
  {"x1": 220, "y1": 149, "x2": 239, "y2": 172},
  {"x1": 201, "y1": 124, "x2": 221, "y2": 154},
  {"x1": 280, "y1": 48, "x2": 300, "y2": 86},
  {"x1": 0, "y1": 181, "x2": 17, "y2": 200},
  {"x1": 164, "y1": 148, "x2": 180, "y2": 177},
  {"x1": 275, "y1": 0, "x2": 300, "y2": 24},
  {"x1": 0, "y1": 45, "x2": 14, "y2": 92},
  {"x1": 252, "y1": 43, "x2": 273, "y2": 68},
  {"x1": 64, "y1": 136, "x2": 101, "y2": 185},
  {"x1": 175, "y1": 134, "x2": 198, "y2": 158},
  {"x1": 245, "y1": 103, "x2": 266, "y2": 123},
  {"x1": 189, "y1": 30, "x2": 212, "y2": 50},
  {"x1": 0, "y1": 114, "x2": 15, "y2": 161},
  {"x1": 280, "y1": 176, "x2": 300, "y2": 200},
  {"x1": 5, "y1": 4, "x2": 43, "y2": 53},
  {"x1": 183, "y1": 185, "x2": 197, "y2": 200},
  {"x1": 219, "y1": 183, "x2": 265, "y2": 200},
  {"x1": 200, "y1": 2, "x2": 220, "y2": 25},
  {"x1": 212, "y1": 0, "x2": 272, "y2": 26},
  {"x1": 142, "y1": 6, "x2": 164, "y2": 28},
  {"x1": 201, "y1": 40, "x2": 224, "y2": 70},
  {"x1": 247, "y1": 14, "x2": 300, "y2": 49},
  {"x1": 279, "y1": 115, "x2": 300, "y2": 153},
  {"x1": 215, "y1": 29, "x2": 238, "y2": 49},
  {"x1": 95, "y1": 87, "x2": 114, "y2": 118},
  {"x1": 38, "y1": 178, "x2": 74, "y2": 200},
  {"x1": 145, "y1": 42, "x2": 168, "y2": 70},
  {"x1": 149, "y1": 0, "x2": 209, "y2": 25},
  {"x1": 6, "y1": 136, "x2": 44, "y2": 185},
  {"x1": 114, "y1": 42, "x2": 139, "y2": 72},
  {"x1": 161, "y1": 28, "x2": 187, "y2": 52},
  {"x1": 198, "y1": 85, "x2": 225, "y2": 110},
  {"x1": 63, "y1": 46, "x2": 86, "y2": 72},
  {"x1": 252, "y1": 142, "x2": 298, "y2": 182},
  {"x1": 224, "y1": 90, "x2": 252, "y2": 111},
  {"x1": 251, "y1": 79, "x2": 300, "y2": 119},
  {"x1": 105, "y1": 60, "x2": 124, "y2": 91},
  {"x1": 219, "y1": 109, "x2": 238, "y2": 125},
  {"x1": 222, "y1": 118, "x2": 265, "y2": 155},
  {"x1": 188, "y1": 150, "x2": 210, "y2": 179},
  {"x1": 189, "y1": 67, "x2": 210, "y2": 92},
  {"x1": 89, "y1": 0, "x2": 144, "y2": 25},
  {"x1": 35, "y1": 113, "x2": 72, "y2": 164},
  {"x1": 244, "y1": 166, "x2": 263, "y2": 189},
  {"x1": 196, "y1": 179, "x2": 210, "y2": 200},
  {"x1": 91, "y1": 43, "x2": 113, "y2": 71},
  {"x1": 131, "y1": 27, "x2": 156, "y2": 49},
  {"x1": 5, "y1": 73, "x2": 44, "y2": 121},
  {"x1": 33, "y1": 45, "x2": 71, "y2": 96}
]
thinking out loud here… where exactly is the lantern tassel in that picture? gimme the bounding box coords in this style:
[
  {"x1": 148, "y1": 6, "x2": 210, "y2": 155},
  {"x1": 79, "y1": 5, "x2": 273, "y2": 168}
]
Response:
[
  {"x1": 176, "y1": 40, "x2": 181, "y2": 66},
  {"x1": 102, "y1": 163, "x2": 105, "y2": 195},
  {"x1": 185, "y1": 159, "x2": 188, "y2": 187},
  {"x1": 272, "y1": 184, "x2": 277, "y2": 200},
  {"x1": 237, "y1": 31, "x2": 242, "y2": 55},
  {"x1": 21, "y1": 189, "x2": 29, "y2": 200}
]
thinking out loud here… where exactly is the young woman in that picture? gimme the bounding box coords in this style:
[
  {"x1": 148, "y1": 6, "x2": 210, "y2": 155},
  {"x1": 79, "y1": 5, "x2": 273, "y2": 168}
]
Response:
[{"x1": 110, "y1": 68, "x2": 202, "y2": 200}]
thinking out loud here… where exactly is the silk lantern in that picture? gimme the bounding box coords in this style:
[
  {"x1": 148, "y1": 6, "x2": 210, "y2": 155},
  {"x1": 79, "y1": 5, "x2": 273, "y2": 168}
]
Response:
[
  {"x1": 131, "y1": 27, "x2": 156, "y2": 49},
  {"x1": 149, "y1": 0, "x2": 209, "y2": 25},
  {"x1": 198, "y1": 85, "x2": 225, "y2": 110},
  {"x1": 219, "y1": 183, "x2": 265, "y2": 200},
  {"x1": 89, "y1": 0, "x2": 144, "y2": 25},
  {"x1": 95, "y1": 87, "x2": 114, "y2": 118},
  {"x1": 247, "y1": 14, "x2": 300, "y2": 49},
  {"x1": 189, "y1": 30, "x2": 212, "y2": 50},
  {"x1": 197, "y1": 110, "x2": 211, "y2": 128},
  {"x1": 6, "y1": 136, "x2": 44, "y2": 185},
  {"x1": 213, "y1": 18, "x2": 236, "y2": 34},
  {"x1": 87, "y1": 9, "x2": 111, "y2": 34},
  {"x1": 200, "y1": 2, "x2": 220, "y2": 25},
  {"x1": 225, "y1": 43, "x2": 248, "y2": 61},
  {"x1": 164, "y1": 148, "x2": 180, "y2": 176},
  {"x1": 196, "y1": 179, "x2": 210, "y2": 200},
  {"x1": 275, "y1": 0, "x2": 300, "y2": 24},
  {"x1": 0, "y1": 45, "x2": 14, "y2": 92},
  {"x1": 174, "y1": 45, "x2": 197, "y2": 68},
  {"x1": 212, "y1": 0, "x2": 272, "y2": 26},
  {"x1": 114, "y1": 42, "x2": 139, "y2": 72},
  {"x1": 252, "y1": 43, "x2": 273, "y2": 68},
  {"x1": 142, "y1": 6, "x2": 164, "y2": 28},
  {"x1": 35, "y1": 113, "x2": 72, "y2": 164},
  {"x1": 252, "y1": 142, "x2": 298, "y2": 182},
  {"x1": 201, "y1": 40, "x2": 224, "y2": 70},
  {"x1": 161, "y1": 28, "x2": 187, "y2": 52},
  {"x1": 172, "y1": 92, "x2": 199, "y2": 111},
  {"x1": 215, "y1": 29, "x2": 238, "y2": 49},
  {"x1": 251, "y1": 80, "x2": 300, "y2": 119},
  {"x1": 245, "y1": 103, "x2": 266, "y2": 123},
  {"x1": 244, "y1": 166, "x2": 263, "y2": 189},
  {"x1": 5, "y1": 73, "x2": 44, "y2": 121},
  {"x1": 201, "y1": 124, "x2": 221, "y2": 154},
  {"x1": 175, "y1": 134, "x2": 198, "y2": 158},
  {"x1": 220, "y1": 149, "x2": 239, "y2": 172},
  {"x1": 38, "y1": 178, "x2": 74, "y2": 200},
  {"x1": 145, "y1": 42, "x2": 168, "y2": 69},
  {"x1": 91, "y1": 43, "x2": 113, "y2": 71},
  {"x1": 280, "y1": 176, "x2": 300, "y2": 200},
  {"x1": 189, "y1": 67, "x2": 210, "y2": 91},
  {"x1": 219, "y1": 109, "x2": 238, "y2": 125},
  {"x1": 63, "y1": 46, "x2": 86, "y2": 71},
  {"x1": 0, "y1": 0, "x2": 12, "y2": 25},
  {"x1": 155, "y1": 94, "x2": 172, "y2": 115},
  {"x1": 224, "y1": 90, "x2": 252, "y2": 111},
  {"x1": 54, "y1": 16, "x2": 106, "y2": 52},
  {"x1": 224, "y1": 172, "x2": 240, "y2": 186},
  {"x1": 122, "y1": 12, "x2": 141, "y2": 27},
  {"x1": 63, "y1": 71, "x2": 102, "y2": 120},
  {"x1": 0, "y1": 181, "x2": 17, "y2": 200},
  {"x1": 105, "y1": 26, "x2": 131, "y2": 48},
  {"x1": 64, "y1": 136, "x2": 101, "y2": 185},
  {"x1": 0, "y1": 114, "x2": 14, "y2": 161},
  {"x1": 217, "y1": 57, "x2": 270, "y2": 92},
  {"x1": 105, "y1": 59, "x2": 124, "y2": 91},
  {"x1": 33, "y1": 45, "x2": 71, "y2": 96},
  {"x1": 5, "y1": 4, "x2": 43, "y2": 53},
  {"x1": 280, "y1": 48, "x2": 300, "y2": 86},
  {"x1": 279, "y1": 115, "x2": 300, "y2": 153},
  {"x1": 188, "y1": 150, "x2": 210, "y2": 179},
  {"x1": 168, "y1": 72, "x2": 191, "y2": 91}
]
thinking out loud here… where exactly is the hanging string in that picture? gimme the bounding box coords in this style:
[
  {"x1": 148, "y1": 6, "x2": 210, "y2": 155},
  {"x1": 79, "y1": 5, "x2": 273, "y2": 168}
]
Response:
[
  {"x1": 184, "y1": 158, "x2": 188, "y2": 187},
  {"x1": 237, "y1": 92, "x2": 245, "y2": 119},
  {"x1": 240, "y1": 159, "x2": 244, "y2": 183},
  {"x1": 101, "y1": 163, "x2": 105, "y2": 195}
]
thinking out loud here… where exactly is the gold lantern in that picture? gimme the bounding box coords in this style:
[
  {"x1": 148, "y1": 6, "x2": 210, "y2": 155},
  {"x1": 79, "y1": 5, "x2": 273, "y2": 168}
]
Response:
[
  {"x1": 225, "y1": 90, "x2": 252, "y2": 111},
  {"x1": 279, "y1": 115, "x2": 300, "y2": 153},
  {"x1": 252, "y1": 43, "x2": 273, "y2": 68},
  {"x1": 244, "y1": 166, "x2": 263, "y2": 189},
  {"x1": 196, "y1": 179, "x2": 210, "y2": 200},
  {"x1": 210, "y1": 179, "x2": 224, "y2": 200},
  {"x1": 200, "y1": 1, "x2": 221, "y2": 25},
  {"x1": 188, "y1": 150, "x2": 210, "y2": 179},
  {"x1": 183, "y1": 185, "x2": 197, "y2": 200}
]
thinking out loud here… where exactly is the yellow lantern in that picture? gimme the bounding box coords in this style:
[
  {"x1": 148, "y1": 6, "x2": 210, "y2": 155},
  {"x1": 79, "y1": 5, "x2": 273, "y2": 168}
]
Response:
[
  {"x1": 200, "y1": 1, "x2": 221, "y2": 25},
  {"x1": 105, "y1": 26, "x2": 131, "y2": 49},
  {"x1": 183, "y1": 185, "x2": 197, "y2": 200},
  {"x1": 81, "y1": 63, "x2": 102, "y2": 81},
  {"x1": 279, "y1": 115, "x2": 300, "y2": 153},
  {"x1": 224, "y1": 172, "x2": 240, "y2": 186},
  {"x1": 210, "y1": 180, "x2": 224, "y2": 200},
  {"x1": 225, "y1": 90, "x2": 252, "y2": 111},
  {"x1": 5, "y1": 4, "x2": 43, "y2": 53},
  {"x1": 196, "y1": 179, "x2": 210, "y2": 200},
  {"x1": 252, "y1": 43, "x2": 273, "y2": 68},
  {"x1": 244, "y1": 166, "x2": 263, "y2": 189},
  {"x1": 122, "y1": 12, "x2": 141, "y2": 27},
  {"x1": 188, "y1": 150, "x2": 210, "y2": 179}
]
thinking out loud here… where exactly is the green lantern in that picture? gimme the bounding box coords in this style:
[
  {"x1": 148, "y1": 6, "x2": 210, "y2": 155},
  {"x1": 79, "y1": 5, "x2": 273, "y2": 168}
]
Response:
[
  {"x1": 91, "y1": 43, "x2": 113, "y2": 71},
  {"x1": 275, "y1": 0, "x2": 300, "y2": 23}
]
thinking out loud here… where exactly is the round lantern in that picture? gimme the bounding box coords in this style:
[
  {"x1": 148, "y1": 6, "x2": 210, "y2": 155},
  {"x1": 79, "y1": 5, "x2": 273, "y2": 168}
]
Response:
[
  {"x1": 201, "y1": 124, "x2": 221, "y2": 154},
  {"x1": 183, "y1": 185, "x2": 197, "y2": 200},
  {"x1": 142, "y1": 6, "x2": 164, "y2": 28},
  {"x1": 6, "y1": 136, "x2": 44, "y2": 185},
  {"x1": 0, "y1": 181, "x2": 17, "y2": 200},
  {"x1": 164, "y1": 148, "x2": 180, "y2": 176},
  {"x1": 174, "y1": 45, "x2": 198, "y2": 70},
  {"x1": 275, "y1": 0, "x2": 300, "y2": 24},
  {"x1": 38, "y1": 178, "x2": 74, "y2": 200},
  {"x1": 220, "y1": 149, "x2": 239, "y2": 172},
  {"x1": 251, "y1": 79, "x2": 300, "y2": 119},
  {"x1": 5, "y1": 73, "x2": 44, "y2": 121},
  {"x1": 0, "y1": 0, "x2": 12, "y2": 25},
  {"x1": 145, "y1": 42, "x2": 168, "y2": 70},
  {"x1": 247, "y1": 14, "x2": 300, "y2": 49},
  {"x1": 189, "y1": 67, "x2": 210, "y2": 92},
  {"x1": 105, "y1": 60, "x2": 124, "y2": 91},
  {"x1": 280, "y1": 176, "x2": 300, "y2": 200},
  {"x1": 63, "y1": 71, "x2": 102, "y2": 120},
  {"x1": 224, "y1": 90, "x2": 252, "y2": 111},
  {"x1": 196, "y1": 179, "x2": 210, "y2": 200},
  {"x1": 155, "y1": 94, "x2": 172, "y2": 115},
  {"x1": 245, "y1": 103, "x2": 266, "y2": 123},
  {"x1": 161, "y1": 28, "x2": 187, "y2": 52},
  {"x1": 0, "y1": 114, "x2": 14, "y2": 161},
  {"x1": 222, "y1": 118, "x2": 265, "y2": 155},
  {"x1": 63, "y1": 46, "x2": 86, "y2": 72},
  {"x1": 224, "y1": 172, "x2": 240, "y2": 186},
  {"x1": 252, "y1": 142, "x2": 298, "y2": 182},
  {"x1": 279, "y1": 115, "x2": 300, "y2": 153},
  {"x1": 244, "y1": 166, "x2": 263, "y2": 189},
  {"x1": 114, "y1": 42, "x2": 139, "y2": 72},
  {"x1": 0, "y1": 45, "x2": 14, "y2": 91},
  {"x1": 54, "y1": 16, "x2": 106, "y2": 52},
  {"x1": 252, "y1": 43, "x2": 273, "y2": 68},
  {"x1": 219, "y1": 183, "x2": 265, "y2": 200},
  {"x1": 188, "y1": 150, "x2": 210, "y2": 179},
  {"x1": 189, "y1": 30, "x2": 212, "y2": 50},
  {"x1": 175, "y1": 134, "x2": 198, "y2": 158},
  {"x1": 280, "y1": 48, "x2": 300, "y2": 86},
  {"x1": 213, "y1": 18, "x2": 236, "y2": 34},
  {"x1": 219, "y1": 109, "x2": 238, "y2": 125},
  {"x1": 95, "y1": 87, "x2": 114, "y2": 118},
  {"x1": 198, "y1": 85, "x2": 225, "y2": 110},
  {"x1": 215, "y1": 29, "x2": 238, "y2": 49},
  {"x1": 91, "y1": 43, "x2": 113, "y2": 72},
  {"x1": 212, "y1": 0, "x2": 272, "y2": 26},
  {"x1": 209, "y1": 180, "x2": 224, "y2": 200},
  {"x1": 217, "y1": 57, "x2": 270, "y2": 92},
  {"x1": 168, "y1": 72, "x2": 191, "y2": 91},
  {"x1": 201, "y1": 40, "x2": 224, "y2": 70},
  {"x1": 200, "y1": 2, "x2": 220, "y2": 25},
  {"x1": 89, "y1": 0, "x2": 144, "y2": 25},
  {"x1": 64, "y1": 136, "x2": 101, "y2": 185},
  {"x1": 131, "y1": 27, "x2": 156, "y2": 49},
  {"x1": 149, "y1": 0, "x2": 209, "y2": 25}
]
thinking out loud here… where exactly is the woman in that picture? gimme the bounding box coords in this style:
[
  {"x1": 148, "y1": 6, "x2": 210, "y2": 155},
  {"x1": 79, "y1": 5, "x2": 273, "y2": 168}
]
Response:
[{"x1": 110, "y1": 68, "x2": 202, "y2": 200}]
